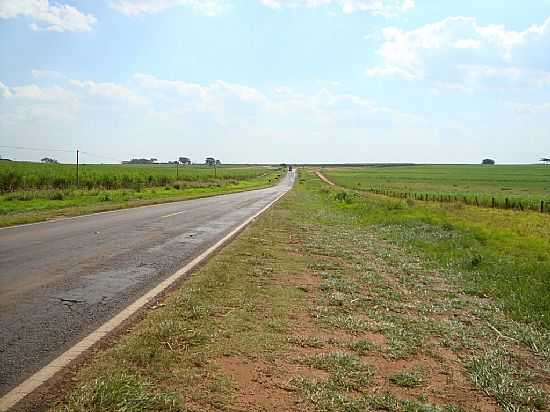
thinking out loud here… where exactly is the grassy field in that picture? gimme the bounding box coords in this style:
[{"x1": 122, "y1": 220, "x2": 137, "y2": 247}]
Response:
[
  {"x1": 322, "y1": 167, "x2": 550, "y2": 329},
  {"x1": 324, "y1": 165, "x2": 550, "y2": 212},
  {"x1": 0, "y1": 162, "x2": 283, "y2": 227},
  {"x1": 49, "y1": 169, "x2": 548, "y2": 412}
]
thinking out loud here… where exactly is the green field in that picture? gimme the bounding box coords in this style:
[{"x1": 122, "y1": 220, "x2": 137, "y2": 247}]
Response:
[
  {"x1": 0, "y1": 161, "x2": 283, "y2": 227},
  {"x1": 324, "y1": 164, "x2": 550, "y2": 212},
  {"x1": 0, "y1": 161, "x2": 272, "y2": 191}
]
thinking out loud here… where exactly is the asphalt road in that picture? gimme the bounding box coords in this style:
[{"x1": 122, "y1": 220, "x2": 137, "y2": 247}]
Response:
[{"x1": 0, "y1": 171, "x2": 295, "y2": 396}]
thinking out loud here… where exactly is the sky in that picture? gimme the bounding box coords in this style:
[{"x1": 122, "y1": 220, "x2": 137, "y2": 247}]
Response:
[{"x1": 0, "y1": 0, "x2": 549, "y2": 164}]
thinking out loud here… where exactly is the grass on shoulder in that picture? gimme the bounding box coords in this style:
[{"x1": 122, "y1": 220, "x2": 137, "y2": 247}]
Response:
[{"x1": 54, "y1": 170, "x2": 548, "y2": 412}]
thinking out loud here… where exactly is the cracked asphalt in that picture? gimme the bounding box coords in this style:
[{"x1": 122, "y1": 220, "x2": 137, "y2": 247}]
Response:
[{"x1": 0, "y1": 172, "x2": 294, "y2": 396}]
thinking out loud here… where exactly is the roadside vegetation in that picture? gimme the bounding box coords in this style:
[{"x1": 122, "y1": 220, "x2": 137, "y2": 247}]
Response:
[
  {"x1": 0, "y1": 162, "x2": 270, "y2": 191},
  {"x1": 323, "y1": 167, "x2": 550, "y2": 329},
  {"x1": 324, "y1": 164, "x2": 550, "y2": 213},
  {"x1": 0, "y1": 162, "x2": 282, "y2": 227},
  {"x1": 52, "y1": 169, "x2": 548, "y2": 412}
]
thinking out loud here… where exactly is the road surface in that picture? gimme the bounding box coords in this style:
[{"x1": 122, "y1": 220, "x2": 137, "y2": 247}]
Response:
[{"x1": 0, "y1": 171, "x2": 294, "y2": 397}]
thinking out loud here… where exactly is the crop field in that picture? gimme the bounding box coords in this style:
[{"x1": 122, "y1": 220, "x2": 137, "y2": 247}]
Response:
[
  {"x1": 0, "y1": 161, "x2": 272, "y2": 192},
  {"x1": 0, "y1": 161, "x2": 282, "y2": 227},
  {"x1": 324, "y1": 164, "x2": 550, "y2": 213}
]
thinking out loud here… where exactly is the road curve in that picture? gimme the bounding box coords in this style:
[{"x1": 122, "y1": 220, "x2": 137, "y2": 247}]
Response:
[{"x1": 0, "y1": 172, "x2": 295, "y2": 397}]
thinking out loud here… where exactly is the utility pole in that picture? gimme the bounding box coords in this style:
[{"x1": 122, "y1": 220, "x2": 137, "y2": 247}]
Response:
[
  {"x1": 214, "y1": 160, "x2": 217, "y2": 178},
  {"x1": 76, "y1": 149, "x2": 79, "y2": 187},
  {"x1": 176, "y1": 161, "x2": 179, "y2": 179}
]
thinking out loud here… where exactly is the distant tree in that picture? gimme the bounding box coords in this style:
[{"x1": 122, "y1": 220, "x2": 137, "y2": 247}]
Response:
[
  {"x1": 205, "y1": 157, "x2": 216, "y2": 166},
  {"x1": 122, "y1": 158, "x2": 158, "y2": 164},
  {"x1": 541, "y1": 158, "x2": 550, "y2": 165},
  {"x1": 482, "y1": 158, "x2": 495, "y2": 165},
  {"x1": 215, "y1": 159, "x2": 221, "y2": 165},
  {"x1": 41, "y1": 157, "x2": 59, "y2": 164},
  {"x1": 150, "y1": 158, "x2": 158, "y2": 163},
  {"x1": 179, "y1": 157, "x2": 191, "y2": 165}
]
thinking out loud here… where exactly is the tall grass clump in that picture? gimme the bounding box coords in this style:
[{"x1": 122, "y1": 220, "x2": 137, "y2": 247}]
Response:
[{"x1": 62, "y1": 373, "x2": 181, "y2": 411}]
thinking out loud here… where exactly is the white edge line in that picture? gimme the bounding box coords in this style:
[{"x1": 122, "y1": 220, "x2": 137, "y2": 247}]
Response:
[
  {"x1": 0, "y1": 175, "x2": 294, "y2": 412},
  {"x1": 161, "y1": 210, "x2": 185, "y2": 219}
]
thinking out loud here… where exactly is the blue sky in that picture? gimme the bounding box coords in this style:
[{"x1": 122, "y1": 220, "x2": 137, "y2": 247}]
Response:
[{"x1": 1, "y1": 0, "x2": 549, "y2": 164}]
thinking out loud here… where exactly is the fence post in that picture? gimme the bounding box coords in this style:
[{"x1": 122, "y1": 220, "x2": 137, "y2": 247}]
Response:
[
  {"x1": 505, "y1": 198, "x2": 509, "y2": 209},
  {"x1": 541, "y1": 200, "x2": 545, "y2": 213}
]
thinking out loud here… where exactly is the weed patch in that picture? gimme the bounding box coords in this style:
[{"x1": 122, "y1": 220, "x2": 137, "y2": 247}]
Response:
[
  {"x1": 468, "y1": 350, "x2": 547, "y2": 411},
  {"x1": 60, "y1": 373, "x2": 181, "y2": 412}
]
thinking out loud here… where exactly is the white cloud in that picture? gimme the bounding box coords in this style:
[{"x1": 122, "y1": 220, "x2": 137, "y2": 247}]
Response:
[
  {"x1": 457, "y1": 65, "x2": 550, "y2": 88},
  {"x1": 69, "y1": 80, "x2": 148, "y2": 105},
  {"x1": 0, "y1": 82, "x2": 80, "y2": 124},
  {"x1": 133, "y1": 73, "x2": 275, "y2": 117},
  {"x1": 3, "y1": 79, "x2": 146, "y2": 107},
  {"x1": 110, "y1": 0, "x2": 227, "y2": 16},
  {"x1": 3, "y1": 72, "x2": 430, "y2": 165},
  {"x1": 366, "y1": 66, "x2": 416, "y2": 80},
  {"x1": 0, "y1": 0, "x2": 96, "y2": 32},
  {"x1": 3, "y1": 71, "x2": 414, "y2": 140},
  {"x1": 260, "y1": 0, "x2": 414, "y2": 16},
  {"x1": 132, "y1": 73, "x2": 405, "y2": 123},
  {"x1": 513, "y1": 102, "x2": 550, "y2": 115},
  {"x1": 10, "y1": 84, "x2": 78, "y2": 104},
  {"x1": 110, "y1": 0, "x2": 413, "y2": 18},
  {"x1": 0, "y1": 81, "x2": 12, "y2": 98},
  {"x1": 430, "y1": 81, "x2": 474, "y2": 95},
  {"x1": 11, "y1": 72, "x2": 548, "y2": 164},
  {"x1": 367, "y1": 16, "x2": 550, "y2": 87},
  {"x1": 0, "y1": 75, "x2": 148, "y2": 126},
  {"x1": 134, "y1": 74, "x2": 208, "y2": 100},
  {"x1": 31, "y1": 69, "x2": 66, "y2": 79}
]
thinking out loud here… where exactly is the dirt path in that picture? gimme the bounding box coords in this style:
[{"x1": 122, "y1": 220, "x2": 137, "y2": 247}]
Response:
[{"x1": 315, "y1": 170, "x2": 335, "y2": 186}]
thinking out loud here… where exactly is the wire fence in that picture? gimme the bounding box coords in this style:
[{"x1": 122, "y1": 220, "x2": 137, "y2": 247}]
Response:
[{"x1": 361, "y1": 187, "x2": 549, "y2": 214}]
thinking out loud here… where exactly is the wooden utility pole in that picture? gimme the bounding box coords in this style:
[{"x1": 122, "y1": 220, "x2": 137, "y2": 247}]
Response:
[{"x1": 76, "y1": 149, "x2": 79, "y2": 187}]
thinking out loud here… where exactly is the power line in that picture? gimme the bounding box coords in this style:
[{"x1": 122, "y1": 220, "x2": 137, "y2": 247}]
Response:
[
  {"x1": 79, "y1": 151, "x2": 122, "y2": 163},
  {"x1": 0, "y1": 144, "x2": 74, "y2": 153},
  {"x1": 0, "y1": 145, "x2": 122, "y2": 163}
]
